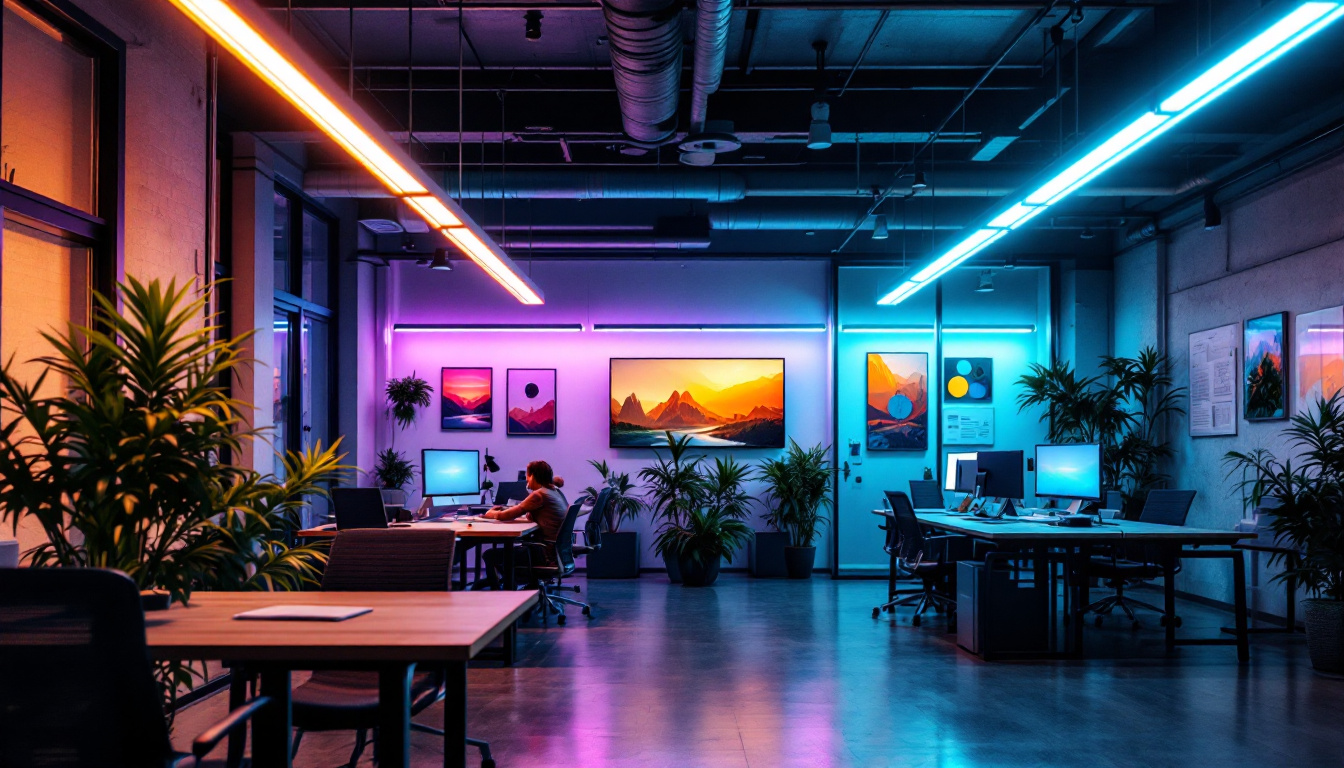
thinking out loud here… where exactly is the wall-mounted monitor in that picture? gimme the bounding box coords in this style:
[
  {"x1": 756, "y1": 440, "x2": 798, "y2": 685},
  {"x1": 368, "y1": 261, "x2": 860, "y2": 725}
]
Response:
[
  {"x1": 1035, "y1": 443, "x2": 1103, "y2": 501},
  {"x1": 422, "y1": 449, "x2": 481, "y2": 497},
  {"x1": 610, "y1": 358, "x2": 785, "y2": 448}
]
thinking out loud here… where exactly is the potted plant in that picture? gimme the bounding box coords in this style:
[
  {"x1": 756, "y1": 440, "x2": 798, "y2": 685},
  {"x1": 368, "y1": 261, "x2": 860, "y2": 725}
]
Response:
[
  {"x1": 759, "y1": 441, "x2": 835, "y2": 579},
  {"x1": 582, "y1": 459, "x2": 644, "y2": 579},
  {"x1": 1016, "y1": 346, "x2": 1186, "y2": 515},
  {"x1": 378, "y1": 372, "x2": 432, "y2": 507},
  {"x1": 639, "y1": 432, "x2": 705, "y2": 582},
  {"x1": 0, "y1": 278, "x2": 347, "y2": 716},
  {"x1": 1226, "y1": 393, "x2": 1344, "y2": 673},
  {"x1": 653, "y1": 456, "x2": 754, "y2": 587}
]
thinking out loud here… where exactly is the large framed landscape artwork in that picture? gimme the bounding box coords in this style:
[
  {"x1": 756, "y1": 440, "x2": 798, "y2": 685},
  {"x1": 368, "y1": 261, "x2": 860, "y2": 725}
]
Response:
[
  {"x1": 609, "y1": 358, "x2": 785, "y2": 448},
  {"x1": 867, "y1": 353, "x2": 929, "y2": 451},
  {"x1": 441, "y1": 367, "x2": 492, "y2": 430},
  {"x1": 1245, "y1": 312, "x2": 1288, "y2": 421},
  {"x1": 507, "y1": 368, "x2": 557, "y2": 436}
]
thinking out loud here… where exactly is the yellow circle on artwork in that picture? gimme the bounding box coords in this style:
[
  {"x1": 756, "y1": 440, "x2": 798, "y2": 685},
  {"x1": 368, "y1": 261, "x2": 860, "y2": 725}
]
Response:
[{"x1": 947, "y1": 376, "x2": 969, "y2": 398}]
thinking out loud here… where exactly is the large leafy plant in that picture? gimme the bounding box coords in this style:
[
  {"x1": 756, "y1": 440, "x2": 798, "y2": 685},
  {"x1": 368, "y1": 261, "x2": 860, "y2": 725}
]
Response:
[
  {"x1": 1016, "y1": 346, "x2": 1185, "y2": 510},
  {"x1": 582, "y1": 459, "x2": 643, "y2": 532},
  {"x1": 372, "y1": 447, "x2": 415, "y2": 491},
  {"x1": 652, "y1": 455, "x2": 753, "y2": 567},
  {"x1": 0, "y1": 279, "x2": 347, "y2": 715},
  {"x1": 758, "y1": 440, "x2": 835, "y2": 547},
  {"x1": 1225, "y1": 394, "x2": 1344, "y2": 601},
  {"x1": 639, "y1": 432, "x2": 705, "y2": 530}
]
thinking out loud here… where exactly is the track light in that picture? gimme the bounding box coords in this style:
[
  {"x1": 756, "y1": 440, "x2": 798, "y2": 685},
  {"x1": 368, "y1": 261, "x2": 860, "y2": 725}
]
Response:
[
  {"x1": 414, "y1": 258, "x2": 430, "y2": 266},
  {"x1": 1080, "y1": 227, "x2": 1096, "y2": 240},
  {"x1": 430, "y1": 249, "x2": 453, "y2": 271},
  {"x1": 872, "y1": 214, "x2": 889, "y2": 240},
  {"x1": 1204, "y1": 195, "x2": 1223, "y2": 230},
  {"x1": 524, "y1": 10, "x2": 542, "y2": 41},
  {"x1": 975, "y1": 270, "x2": 995, "y2": 293},
  {"x1": 807, "y1": 101, "x2": 832, "y2": 150},
  {"x1": 911, "y1": 170, "x2": 928, "y2": 190}
]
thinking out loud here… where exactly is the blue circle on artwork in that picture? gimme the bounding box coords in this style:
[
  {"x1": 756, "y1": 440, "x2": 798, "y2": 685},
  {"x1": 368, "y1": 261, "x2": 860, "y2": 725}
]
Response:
[
  {"x1": 887, "y1": 394, "x2": 914, "y2": 420},
  {"x1": 956, "y1": 359, "x2": 972, "y2": 376},
  {"x1": 968, "y1": 382, "x2": 988, "y2": 399}
]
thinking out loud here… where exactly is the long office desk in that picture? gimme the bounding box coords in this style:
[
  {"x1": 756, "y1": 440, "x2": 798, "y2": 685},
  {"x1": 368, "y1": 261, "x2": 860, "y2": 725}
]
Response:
[
  {"x1": 876, "y1": 509, "x2": 1255, "y2": 660},
  {"x1": 296, "y1": 518, "x2": 538, "y2": 665},
  {"x1": 145, "y1": 590, "x2": 538, "y2": 768}
]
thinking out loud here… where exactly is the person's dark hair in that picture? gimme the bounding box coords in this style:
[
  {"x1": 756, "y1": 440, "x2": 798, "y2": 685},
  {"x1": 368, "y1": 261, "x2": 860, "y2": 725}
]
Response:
[{"x1": 527, "y1": 460, "x2": 561, "y2": 489}]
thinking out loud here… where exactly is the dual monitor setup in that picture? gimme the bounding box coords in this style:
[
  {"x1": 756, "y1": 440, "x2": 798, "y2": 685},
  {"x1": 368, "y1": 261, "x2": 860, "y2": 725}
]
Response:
[{"x1": 942, "y1": 444, "x2": 1103, "y2": 517}]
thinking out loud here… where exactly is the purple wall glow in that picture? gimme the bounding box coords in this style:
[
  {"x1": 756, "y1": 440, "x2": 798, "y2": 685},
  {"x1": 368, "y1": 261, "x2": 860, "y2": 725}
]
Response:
[{"x1": 383, "y1": 259, "x2": 833, "y2": 569}]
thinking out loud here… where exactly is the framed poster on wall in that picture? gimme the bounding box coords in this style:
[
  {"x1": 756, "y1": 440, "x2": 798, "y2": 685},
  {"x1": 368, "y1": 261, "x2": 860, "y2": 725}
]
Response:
[
  {"x1": 1293, "y1": 305, "x2": 1344, "y2": 416},
  {"x1": 609, "y1": 358, "x2": 785, "y2": 448},
  {"x1": 943, "y1": 406, "x2": 994, "y2": 445},
  {"x1": 507, "y1": 368, "x2": 556, "y2": 436},
  {"x1": 440, "y1": 367, "x2": 492, "y2": 430},
  {"x1": 866, "y1": 353, "x2": 928, "y2": 451},
  {"x1": 1188, "y1": 323, "x2": 1238, "y2": 437},
  {"x1": 1245, "y1": 312, "x2": 1289, "y2": 421}
]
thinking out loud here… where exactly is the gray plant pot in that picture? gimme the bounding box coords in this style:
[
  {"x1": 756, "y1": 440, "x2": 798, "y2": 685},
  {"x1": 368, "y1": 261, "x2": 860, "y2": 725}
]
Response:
[
  {"x1": 677, "y1": 554, "x2": 721, "y2": 587},
  {"x1": 784, "y1": 546, "x2": 817, "y2": 579},
  {"x1": 1304, "y1": 599, "x2": 1344, "y2": 674},
  {"x1": 585, "y1": 531, "x2": 640, "y2": 579},
  {"x1": 750, "y1": 531, "x2": 789, "y2": 578},
  {"x1": 663, "y1": 551, "x2": 683, "y2": 583}
]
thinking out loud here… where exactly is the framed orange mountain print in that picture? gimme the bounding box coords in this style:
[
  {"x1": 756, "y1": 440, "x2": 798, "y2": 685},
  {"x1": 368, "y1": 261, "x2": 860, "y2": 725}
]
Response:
[
  {"x1": 867, "y1": 353, "x2": 929, "y2": 451},
  {"x1": 609, "y1": 358, "x2": 785, "y2": 448}
]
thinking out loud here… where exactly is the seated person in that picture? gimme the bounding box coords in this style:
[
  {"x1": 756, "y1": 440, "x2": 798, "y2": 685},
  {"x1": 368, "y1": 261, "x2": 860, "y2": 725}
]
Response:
[{"x1": 481, "y1": 460, "x2": 567, "y2": 589}]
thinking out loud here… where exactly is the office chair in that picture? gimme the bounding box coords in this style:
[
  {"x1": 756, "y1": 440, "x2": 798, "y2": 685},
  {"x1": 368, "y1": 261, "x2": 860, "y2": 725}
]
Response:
[
  {"x1": 872, "y1": 491, "x2": 962, "y2": 627},
  {"x1": 331, "y1": 487, "x2": 389, "y2": 530},
  {"x1": 524, "y1": 498, "x2": 592, "y2": 626},
  {"x1": 573, "y1": 487, "x2": 612, "y2": 561},
  {"x1": 0, "y1": 568, "x2": 270, "y2": 768},
  {"x1": 1084, "y1": 489, "x2": 1197, "y2": 629},
  {"x1": 909, "y1": 479, "x2": 946, "y2": 510},
  {"x1": 289, "y1": 529, "x2": 495, "y2": 768}
]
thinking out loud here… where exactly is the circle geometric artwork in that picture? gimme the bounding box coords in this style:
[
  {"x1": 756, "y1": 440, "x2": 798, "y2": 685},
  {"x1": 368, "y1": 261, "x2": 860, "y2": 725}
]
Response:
[
  {"x1": 887, "y1": 393, "x2": 914, "y2": 420},
  {"x1": 525, "y1": 382, "x2": 540, "y2": 398},
  {"x1": 943, "y1": 357, "x2": 993, "y2": 402}
]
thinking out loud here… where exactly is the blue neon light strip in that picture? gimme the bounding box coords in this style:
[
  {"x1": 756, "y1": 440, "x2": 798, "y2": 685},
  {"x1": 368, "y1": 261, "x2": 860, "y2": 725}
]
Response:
[{"x1": 878, "y1": 2, "x2": 1344, "y2": 306}]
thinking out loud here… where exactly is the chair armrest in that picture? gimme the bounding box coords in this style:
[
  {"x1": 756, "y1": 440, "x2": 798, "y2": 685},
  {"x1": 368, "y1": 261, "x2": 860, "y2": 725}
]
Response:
[{"x1": 192, "y1": 696, "x2": 271, "y2": 761}]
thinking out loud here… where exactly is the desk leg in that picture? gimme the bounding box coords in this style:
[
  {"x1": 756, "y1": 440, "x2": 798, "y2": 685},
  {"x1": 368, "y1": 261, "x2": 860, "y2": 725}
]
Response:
[
  {"x1": 1232, "y1": 550, "x2": 1250, "y2": 663},
  {"x1": 887, "y1": 546, "x2": 897, "y2": 602},
  {"x1": 502, "y1": 541, "x2": 518, "y2": 666},
  {"x1": 1164, "y1": 547, "x2": 1178, "y2": 655},
  {"x1": 460, "y1": 542, "x2": 470, "y2": 589},
  {"x1": 377, "y1": 663, "x2": 414, "y2": 768},
  {"x1": 1073, "y1": 545, "x2": 1089, "y2": 656},
  {"x1": 443, "y1": 661, "x2": 468, "y2": 768},
  {"x1": 251, "y1": 666, "x2": 292, "y2": 768}
]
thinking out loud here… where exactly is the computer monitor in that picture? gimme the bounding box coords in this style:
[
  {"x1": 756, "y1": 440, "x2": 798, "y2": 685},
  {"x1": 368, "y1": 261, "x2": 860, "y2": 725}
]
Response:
[
  {"x1": 953, "y1": 458, "x2": 979, "y2": 494},
  {"x1": 422, "y1": 449, "x2": 481, "y2": 497},
  {"x1": 1035, "y1": 443, "x2": 1103, "y2": 512},
  {"x1": 975, "y1": 450, "x2": 1025, "y2": 516},
  {"x1": 944, "y1": 452, "x2": 978, "y2": 492}
]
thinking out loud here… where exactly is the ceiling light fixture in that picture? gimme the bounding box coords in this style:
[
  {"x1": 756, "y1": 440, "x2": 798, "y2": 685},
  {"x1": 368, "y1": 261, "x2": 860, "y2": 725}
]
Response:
[
  {"x1": 592, "y1": 323, "x2": 828, "y2": 333},
  {"x1": 876, "y1": 2, "x2": 1344, "y2": 306},
  {"x1": 942, "y1": 324, "x2": 1036, "y2": 334},
  {"x1": 1080, "y1": 227, "x2": 1096, "y2": 240},
  {"x1": 524, "y1": 10, "x2": 543, "y2": 41},
  {"x1": 393, "y1": 323, "x2": 585, "y2": 333},
  {"x1": 872, "y1": 214, "x2": 889, "y2": 240},
  {"x1": 911, "y1": 170, "x2": 929, "y2": 190},
  {"x1": 165, "y1": 0, "x2": 544, "y2": 305},
  {"x1": 1204, "y1": 195, "x2": 1223, "y2": 230},
  {"x1": 430, "y1": 249, "x2": 453, "y2": 271},
  {"x1": 975, "y1": 270, "x2": 995, "y2": 293},
  {"x1": 806, "y1": 41, "x2": 832, "y2": 150},
  {"x1": 840, "y1": 325, "x2": 936, "y2": 334}
]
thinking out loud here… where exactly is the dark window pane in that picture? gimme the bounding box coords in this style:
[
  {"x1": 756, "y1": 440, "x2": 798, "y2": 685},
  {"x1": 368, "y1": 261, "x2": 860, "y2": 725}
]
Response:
[
  {"x1": 272, "y1": 309, "x2": 291, "y2": 480},
  {"x1": 301, "y1": 211, "x2": 329, "y2": 306},
  {"x1": 273, "y1": 193, "x2": 291, "y2": 293}
]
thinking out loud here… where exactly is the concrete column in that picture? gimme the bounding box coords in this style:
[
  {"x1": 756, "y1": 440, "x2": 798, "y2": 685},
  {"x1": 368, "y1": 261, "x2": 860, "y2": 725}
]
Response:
[{"x1": 230, "y1": 134, "x2": 276, "y2": 475}]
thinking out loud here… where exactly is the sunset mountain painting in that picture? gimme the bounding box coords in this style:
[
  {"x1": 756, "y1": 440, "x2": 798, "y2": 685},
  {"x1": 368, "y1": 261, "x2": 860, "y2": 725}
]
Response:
[
  {"x1": 508, "y1": 368, "x2": 557, "y2": 436},
  {"x1": 441, "y1": 367, "x2": 492, "y2": 430},
  {"x1": 1293, "y1": 306, "x2": 1344, "y2": 416},
  {"x1": 867, "y1": 353, "x2": 928, "y2": 451},
  {"x1": 610, "y1": 358, "x2": 785, "y2": 448},
  {"x1": 1245, "y1": 313, "x2": 1287, "y2": 421}
]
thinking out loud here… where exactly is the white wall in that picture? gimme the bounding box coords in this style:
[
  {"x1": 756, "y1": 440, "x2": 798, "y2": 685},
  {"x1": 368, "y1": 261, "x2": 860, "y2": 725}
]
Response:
[{"x1": 384, "y1": 259, "x2": 834, "y2": 570}]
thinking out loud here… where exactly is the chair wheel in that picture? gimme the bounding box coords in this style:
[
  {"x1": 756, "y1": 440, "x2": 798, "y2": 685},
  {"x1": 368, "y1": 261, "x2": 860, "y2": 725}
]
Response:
[
  {"x1": 581, "y1": 606, "x2": 591, "y2": 616},
  {"x1": 872, "y1": 607, "x2": 880, "y2": 618},
  {"x1": 912, "y1": 615, "x2": 921, "y2": 627},
  {"x1": 1094, "y1": 615, "x2": 1104, "y2": 628},
  {"x1": 557, "y1": 614, "x2": 567, "y2": 625}
]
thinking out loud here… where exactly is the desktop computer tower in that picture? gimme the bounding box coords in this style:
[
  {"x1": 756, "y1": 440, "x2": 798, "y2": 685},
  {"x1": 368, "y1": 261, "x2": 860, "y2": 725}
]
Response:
[{"x1": 957, "y1": 559, "x2": 1051, "y2": 660}]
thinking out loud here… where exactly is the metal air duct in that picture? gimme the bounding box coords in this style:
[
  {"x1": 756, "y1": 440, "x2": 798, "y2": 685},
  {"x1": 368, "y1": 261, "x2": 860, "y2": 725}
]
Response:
[{"x1": 601, "y1": 0, "x2": 684, "y2": 145}]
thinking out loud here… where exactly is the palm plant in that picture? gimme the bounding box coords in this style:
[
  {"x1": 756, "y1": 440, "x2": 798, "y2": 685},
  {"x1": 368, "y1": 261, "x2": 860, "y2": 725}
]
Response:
[
  {"x1": 372, "y1": 447, "x2": 416, "y2": 491},
  {"x1": 638, "y1": 432, "x2": 705, "y2": 529},
  {"x1": 582, "y1": 459, "x2": 643, "y2": 532},
  {"x1": 1016, "y1": 346, "x2": 1185, "y2": 510},
  {"x1": 652, "y1": 455, "x2": 753, "y2": 569},
  {"x1": 758, "y1": 440, "x2": 835, "y2": 547},
  {"x1": 0, "y1": 278, "x2": 348, "y2": 714}
]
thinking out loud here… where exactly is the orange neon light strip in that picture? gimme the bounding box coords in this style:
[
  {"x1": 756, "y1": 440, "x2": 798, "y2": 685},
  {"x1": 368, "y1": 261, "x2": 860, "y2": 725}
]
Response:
[{"x1": 166, "y1": 0, "x2": 543, "y2": 305}]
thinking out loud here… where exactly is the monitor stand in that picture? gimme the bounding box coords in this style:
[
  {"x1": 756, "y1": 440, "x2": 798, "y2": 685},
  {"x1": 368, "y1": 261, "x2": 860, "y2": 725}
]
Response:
[
  {"x1": 1063, "y1": 499, "x2": 1085, "y2": 514},
  {"x1": 996, "y1": 498, "x2": 1021, "y2": 518}
]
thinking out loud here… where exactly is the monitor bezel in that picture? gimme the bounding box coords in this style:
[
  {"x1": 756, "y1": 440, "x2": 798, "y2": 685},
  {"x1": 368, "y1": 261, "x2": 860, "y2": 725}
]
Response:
[
  {"x1": 1033, "y1": 443, "x2": 1104, "y2": 501},
  {"x1": 420, "y1": 448, "x2": 482, "y2": 497},
  {"x1": 975, "y1": 449, "x2": 1025, "y2": 500}
]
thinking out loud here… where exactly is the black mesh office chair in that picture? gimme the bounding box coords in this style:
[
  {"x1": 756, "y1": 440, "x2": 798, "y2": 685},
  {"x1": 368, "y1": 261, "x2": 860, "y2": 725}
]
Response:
[
  {"x1": 573, "y1": 488, "x2": 612, "y2": 561},
  {"x1": 289, "y1": 529, "x2": 495, "y2": 768},
  {"x1": 909, "y1": 479, "x2": 946, "y2": 510},
  {"x1": 0, "y1": 568, "x2": 270, "y2": 768},
  {"x1": 524, "y1": 498, "x2": 591, "y2": 626},
  {"x1": 1084, "y1": 489, "x2": 1197, "y2": 629},
  {"x1": 872, "y1": 491, "x2": 961, "y2": 626},
  {"x1": 331, "y1": 487, "x2": 389, "y2": 530}
]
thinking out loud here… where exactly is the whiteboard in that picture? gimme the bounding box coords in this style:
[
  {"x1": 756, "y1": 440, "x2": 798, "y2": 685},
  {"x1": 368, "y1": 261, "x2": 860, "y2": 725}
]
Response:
[
  {"x1": 1189, "y1": 323, "x2": 1239, "y2": 437},
  {"x1": 944, "y1": 406, "x2": 994, "y2": 445}
]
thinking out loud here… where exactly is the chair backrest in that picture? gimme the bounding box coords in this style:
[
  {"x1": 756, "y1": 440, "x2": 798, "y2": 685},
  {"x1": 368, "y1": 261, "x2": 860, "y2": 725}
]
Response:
[
  {"x1": 553, "y1": 499, "x2": 584, "y2": 574},
  {"x1": 1103, "y1": 490, "x2": 1124, "y2": 513},
  {"x1": 332, "y1": 487, "x2": 389, "y2": 530},
  {"x1": 908, "y1": 479, "x2": 945, "y2": 510},
  {"x1": 322, "y1": 529, "x2": 456, "y2": 591},
  {"x1": 0, "y1": 568, "x2": 172, "y2": 768},
  {"x1": 1139, "y1": 490, "x2": 1196, "y2": 527},
  {"x1": 495, "y1": 481, "x2": 529, "y2": 506},
  {"x1": 884, "y1": 491, "x2": 929, "y2": 563},
  {"x1": 584, "y1": 487, "x2": 613, "y2": 550}
]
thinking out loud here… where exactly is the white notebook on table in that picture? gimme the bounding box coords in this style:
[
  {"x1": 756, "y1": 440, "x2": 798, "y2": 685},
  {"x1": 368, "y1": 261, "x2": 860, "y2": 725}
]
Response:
[{"x1": 233, "y1": 605, "x2": 373, "y2": 622}]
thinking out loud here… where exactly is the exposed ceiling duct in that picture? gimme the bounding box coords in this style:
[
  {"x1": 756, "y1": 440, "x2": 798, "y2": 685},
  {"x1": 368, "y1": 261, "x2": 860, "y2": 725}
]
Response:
[
  {"x1": 688, "y1": 0, "x2": 731, "y2": 132},
  {"x1": 600, "y1": 0, "x2": 684, "y2": 146}
]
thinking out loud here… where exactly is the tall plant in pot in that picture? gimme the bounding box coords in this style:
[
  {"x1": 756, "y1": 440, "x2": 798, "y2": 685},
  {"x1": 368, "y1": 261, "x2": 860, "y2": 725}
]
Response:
[
  {"x1": 759, "y1": 441, "x2": 836, "y2": 579},
  {"x1": 376, "y1": 373, "x2": 432, "y2": 506},
  {"x1": 653, "y1": 456, "x2": 754, "y2": 587},
  {"x1": 1225, "y1": 393, "x2": 1344, "y2": 673},
  {"x1": 640, "y1": 432, "x2": 705, "y2": 582},
  {"x1": 581, "y1": 460, "x2": 644, "y2": 579},
  {"x1": 0, "y1": 278, "x2": 348, "y2": 716}
]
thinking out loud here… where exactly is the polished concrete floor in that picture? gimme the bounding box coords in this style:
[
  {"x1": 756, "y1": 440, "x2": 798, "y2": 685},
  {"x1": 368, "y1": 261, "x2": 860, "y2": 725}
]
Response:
[{"x1": 176, "y1": 574, "x2": 1344, "y2": 767}]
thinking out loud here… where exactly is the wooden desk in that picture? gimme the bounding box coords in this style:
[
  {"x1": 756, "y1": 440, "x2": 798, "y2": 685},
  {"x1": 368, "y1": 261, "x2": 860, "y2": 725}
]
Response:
[
  {"x1": 873, "y1": 509, "x2": 1255, "y2": 660},
  {"x1": 146, "y1": 591, "x2": 536, "y2": 768}
]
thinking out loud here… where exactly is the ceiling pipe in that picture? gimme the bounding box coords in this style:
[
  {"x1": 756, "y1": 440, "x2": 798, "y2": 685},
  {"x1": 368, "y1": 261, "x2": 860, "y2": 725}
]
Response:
[
  {"x1": 600, "y1": 0, "x2": 684, "y2": 145},
  {"x1": 689, "y1": 0, "x2": 732, "y2": 133},
  {"x1": 308, "y1": 168, "x2": 1207, "y2": 202}
]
